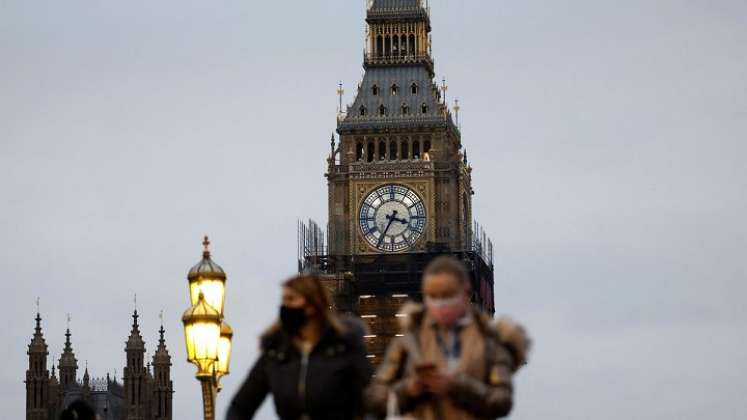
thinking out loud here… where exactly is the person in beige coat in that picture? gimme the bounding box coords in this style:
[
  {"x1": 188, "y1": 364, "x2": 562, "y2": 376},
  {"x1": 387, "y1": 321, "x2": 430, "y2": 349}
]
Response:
[{"x1": 366, "y1": 256, "x2": 530, "y2": 420}]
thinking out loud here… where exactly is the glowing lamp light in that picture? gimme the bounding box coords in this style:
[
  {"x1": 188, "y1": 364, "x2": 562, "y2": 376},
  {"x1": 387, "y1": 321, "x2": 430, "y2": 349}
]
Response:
[
  {"x1": 189, "y1": 278, "x2": 226, "y2": 316},
  {"x1": 216, "y1": 321, "x2": 233, "y2": 378},
  {"x1": 182, "y1": 292, "x2": 221, "y2": 376},
  {"x1": 188, "y1": 236, "x2": 227, "y2": 316}
]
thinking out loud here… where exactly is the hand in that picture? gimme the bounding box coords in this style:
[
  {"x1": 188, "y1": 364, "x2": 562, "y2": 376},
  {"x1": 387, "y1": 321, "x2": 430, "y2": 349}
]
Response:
[
  {"x1": 404, "y1": 375, "x2": 425, "y2": 398},
  {"x1": 420, "y1": 370, "x2": 453, "y2": 396}
]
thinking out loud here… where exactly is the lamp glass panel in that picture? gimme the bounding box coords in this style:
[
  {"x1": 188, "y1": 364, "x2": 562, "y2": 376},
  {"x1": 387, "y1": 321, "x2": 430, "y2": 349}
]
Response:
[
  {"x1": 189, "y1": 279, "x2": 225, "y2": 314},
  {"x1": 217, "y1": 335, "x2": 232, "y2": 376},
  {"x1": 183, "y1": 320, "x2": 220, "y2": 372}
]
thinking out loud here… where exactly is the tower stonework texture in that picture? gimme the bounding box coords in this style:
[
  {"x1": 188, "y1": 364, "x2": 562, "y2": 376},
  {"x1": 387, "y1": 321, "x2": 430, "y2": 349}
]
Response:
[
  {"x1": 151, "y1": 325, "x2": 173, "y2": 420},
  {"x1": 24, "y1": 310, "x2": 173, "y2": 420},
  {"x1": 300, "y1": 0, "x2": 495, "y2": 364},
  {"x1": 124, "y1": 310, "x2": 147, "y2": 420},
  {"x1": 26, "y1": 313, "x2": 50, "y2": 420}
]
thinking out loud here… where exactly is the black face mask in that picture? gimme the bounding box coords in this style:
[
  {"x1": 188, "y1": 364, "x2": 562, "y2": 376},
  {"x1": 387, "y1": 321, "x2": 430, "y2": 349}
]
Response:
[{"x1": 279, "y1": 305, "x2": 308, "y2": 336}]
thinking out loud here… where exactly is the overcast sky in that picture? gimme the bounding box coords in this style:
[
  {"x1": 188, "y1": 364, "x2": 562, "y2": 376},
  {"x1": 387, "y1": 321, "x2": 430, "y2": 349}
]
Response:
[{"x1": 2, "y1": 1, "x2": 745, "y2": 419}]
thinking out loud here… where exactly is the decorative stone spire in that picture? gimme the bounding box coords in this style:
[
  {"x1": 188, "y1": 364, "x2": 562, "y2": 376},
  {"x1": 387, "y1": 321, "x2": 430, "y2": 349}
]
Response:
[
  {"x1": 28, "y1": 312, "x2": 48, "y2": 355},
  {"x1": 340, "y1": 0, "x2": 459, "y2": 135},
  {"x1": 26, "y1": 310, "x2": 50, "y2": 420},
  {"x1": 47, "y1": 358, "x2": 62, "y2": 420},
  {"x1": 124, "y1": 308, "x2": 147, "y2": 420},
  {"x1": 126, "y1": 310, "x2": 146, "y2": 351},
  {"x1": 82, "y1": 362, "x2": 91, "y2": 403},
  {"x1": 152, "y1": 318, "x2": 173, "y2": 420},
  {"x1": 58, "y1": 315, "x2": 78, "y2": 389},
  {"x1": 153, "y1": 324, "x2": 171, "y2": 365}
]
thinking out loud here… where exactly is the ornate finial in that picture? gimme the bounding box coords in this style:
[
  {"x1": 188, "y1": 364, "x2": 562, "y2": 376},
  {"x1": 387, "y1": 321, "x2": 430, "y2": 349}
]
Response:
[
  {"x1": 454, "y1": 98, "x2": 460, "y2": 127},
  {"x1": 159, "y1": 309, "x2": 164, "y2": 326},
  {"x1": 202, "y1": 235, "x2": 211, "y2": 258},
  {"x1": 441, "y1": 77, "x2": 448, "y2": 105},
  {"x1": 36, "y1": 297, "x2": 40, "y2": 314},
  {"x1": 64, "y1": 316, "x2": 72, "y2": 350},
  {"x1": 337, "y1": 81, "x2": 345, "y2": 117},
  {"x1": 132, "y1": 307, "x2": 139, "y2": 327}
]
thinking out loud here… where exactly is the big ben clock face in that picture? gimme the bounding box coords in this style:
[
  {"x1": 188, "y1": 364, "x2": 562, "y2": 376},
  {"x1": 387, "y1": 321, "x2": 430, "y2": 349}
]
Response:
[{"x1": 359, "y1": 184, "x2": 427, "y2": 252}]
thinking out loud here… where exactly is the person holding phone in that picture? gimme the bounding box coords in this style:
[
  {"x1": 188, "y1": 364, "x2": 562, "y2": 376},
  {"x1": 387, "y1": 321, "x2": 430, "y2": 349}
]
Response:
[{"x1": 365, "y1": 256, "x2": 531, "y2": 420}]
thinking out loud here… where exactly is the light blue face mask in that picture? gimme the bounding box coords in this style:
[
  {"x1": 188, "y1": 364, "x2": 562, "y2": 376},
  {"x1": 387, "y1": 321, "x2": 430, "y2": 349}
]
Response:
[{"x1": 424, "y1": 294, "x2": 463, "y2": 308}]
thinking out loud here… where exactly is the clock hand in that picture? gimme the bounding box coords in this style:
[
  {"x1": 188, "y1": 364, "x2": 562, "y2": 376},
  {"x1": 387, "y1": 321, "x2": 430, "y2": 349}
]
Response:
[
  {"x1": 378, "y1": 210, "x2": 399, "y2": 247},
  {"x1": 387, "y1": 211, "x2": 409, "y2": 225},
  {"x1": 378, "y1": 218, "x2": 394, "y2": 247}
]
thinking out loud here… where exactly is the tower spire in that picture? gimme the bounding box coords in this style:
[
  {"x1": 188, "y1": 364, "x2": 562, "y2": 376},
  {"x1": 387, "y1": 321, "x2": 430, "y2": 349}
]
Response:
[
  {"x1": 58, "y1": 315, "x2": 78, "y2": 388},
  {"x1": 124, "y1": 305, "x2": 147, "y2": 420},
  {"x1": 152, "y1": 320, "x2": 173, "y2": 420},
  {"x1": 337, "y1": 81, "x2": 345, "y2": 118},
  {"x1": 27, "y1": 308, "x2": 50, "y2": 420}
]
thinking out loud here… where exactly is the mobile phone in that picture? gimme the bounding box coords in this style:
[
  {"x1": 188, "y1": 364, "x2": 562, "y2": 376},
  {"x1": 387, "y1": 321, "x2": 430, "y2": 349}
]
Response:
[{"x1": 415, "y1": 362, "x2": 437, "y2": 374}]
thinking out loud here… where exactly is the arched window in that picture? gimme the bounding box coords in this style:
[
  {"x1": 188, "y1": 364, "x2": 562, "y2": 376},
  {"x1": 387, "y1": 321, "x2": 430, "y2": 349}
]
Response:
[
  {"x1": 421, "y1": 103, "x2": 428, "y2": 114},
  {"x1": 367, "y1": 142, "x2": 375, "y2": 162},
  {"x1": 409, "y1": 34, "x2": 416, "y2": 56},
  {"x1": 378, "y1": 140, "x2": 387, "y2": 160},
  {"x1": 376, "y1": 36, "x2": 383, "y2": 58},
  {"x1": 402, "y1": 104, "x2": 409, "y2": 115},
  {"x1": 356, "y1": 143, "x2": 364, "y2": 161},
  {"x1": 391, "y1": 84, "x2": 399, "y2": 95},
  {"x1": 401, "y1": 139, "x2": 409, "y2": 160},
  {"x1": 392, "y1": 36, "x2": 399, "y2": 56},
  {"x1": 390, "y1": 140, "x2": 398, "y2": 160},
  {"x1": 400, "y1": 35, "x2": 407, "y2": 56},
  {"x1": 424, "y1": 140, "x2": 431, "y2": 154},
  {"x1": 413, "y1": 140, "x2": 421, "y2": 160},
  {"x1": 385, "y1": 36, "x2": 391, "y2": 57},
  {"x1": 379, "y1": 104, "x2": 387, "y2": 116},
  {"x1": 411, "y1": 83, "x2": 418, "y2": 95},
  {"x1": 359, "y1": 105, "x2": 367, "y2": 116},
  {"x1": 372, "y1": 85, "x2": 379, "y2": 96}
]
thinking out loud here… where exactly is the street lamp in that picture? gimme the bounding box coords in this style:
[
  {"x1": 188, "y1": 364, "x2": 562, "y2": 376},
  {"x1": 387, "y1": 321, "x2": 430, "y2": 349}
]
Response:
[
  {"x1": 188, "y1": 236, "x2": 227, "y2": 315},
  {"x1": 182, "y1": 236, "x2": 233, "y2": 420}
]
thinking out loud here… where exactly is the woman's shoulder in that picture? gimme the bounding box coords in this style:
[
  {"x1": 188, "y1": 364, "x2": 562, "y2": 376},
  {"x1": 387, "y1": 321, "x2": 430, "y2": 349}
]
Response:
[
  {"x1": 334, "y1": 314, "x2": 368, "y2": 346},
  {"x1": 259, "y1": 324, "x2": 286, "y2": 352}
]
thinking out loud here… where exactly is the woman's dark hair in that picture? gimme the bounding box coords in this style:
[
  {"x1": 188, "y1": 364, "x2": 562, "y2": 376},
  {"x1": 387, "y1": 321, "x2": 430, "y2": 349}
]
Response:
[
  {"x1": 60, "y1": 399, "x2": 96, "y2": 420},
  {"x1": 263, "y1": 273, "x2": 343, "y2": 337}
]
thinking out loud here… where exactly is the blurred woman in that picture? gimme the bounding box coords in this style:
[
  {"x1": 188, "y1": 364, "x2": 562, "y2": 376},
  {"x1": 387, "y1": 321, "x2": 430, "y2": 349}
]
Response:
[
  {"x1": 59, "y1": 400, "x2": 97, "y2": 420},
  {"x1": 226, "y1": 274, "x2": 372, "y2": 420}
]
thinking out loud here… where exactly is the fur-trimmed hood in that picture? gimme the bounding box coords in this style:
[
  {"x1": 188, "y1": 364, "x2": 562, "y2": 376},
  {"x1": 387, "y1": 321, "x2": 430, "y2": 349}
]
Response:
[{"x1": 396, "y1": 301, "x2": 531, "y2": 371}]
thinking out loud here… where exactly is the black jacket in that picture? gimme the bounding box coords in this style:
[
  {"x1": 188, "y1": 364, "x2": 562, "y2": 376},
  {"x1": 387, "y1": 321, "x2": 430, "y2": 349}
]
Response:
[{"x1": 226, "y1": 317, "x2": 372, "y2": 420}]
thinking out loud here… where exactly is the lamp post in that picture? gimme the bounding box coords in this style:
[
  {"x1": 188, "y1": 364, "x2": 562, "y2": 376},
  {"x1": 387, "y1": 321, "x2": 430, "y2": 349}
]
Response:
[{"x1": 182, "y1": 236, "x2": 233, "y2": 420}]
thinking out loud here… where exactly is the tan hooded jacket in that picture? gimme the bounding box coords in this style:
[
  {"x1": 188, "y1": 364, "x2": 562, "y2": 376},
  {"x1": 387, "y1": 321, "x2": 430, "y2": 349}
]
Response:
[{"x1": 366, "y1": 303, "x2": 530, "y2": 420}]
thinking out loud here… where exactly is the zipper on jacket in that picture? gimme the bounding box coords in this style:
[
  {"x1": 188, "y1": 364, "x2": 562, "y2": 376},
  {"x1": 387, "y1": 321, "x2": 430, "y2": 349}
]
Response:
[{"x1": 298, "y1": 351, "x2": 310, "y2": 418}]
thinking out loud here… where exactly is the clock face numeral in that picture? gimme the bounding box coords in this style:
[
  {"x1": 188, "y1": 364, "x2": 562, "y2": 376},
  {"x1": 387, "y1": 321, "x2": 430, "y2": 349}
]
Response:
[{"x1": 359, "y1": 184, "x2": 427, "y2": 252}]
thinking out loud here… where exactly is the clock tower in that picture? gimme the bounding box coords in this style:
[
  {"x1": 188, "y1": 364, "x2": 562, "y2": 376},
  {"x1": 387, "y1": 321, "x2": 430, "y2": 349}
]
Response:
[{"x1": 300, "y1": 0, "x2": 494, "y2": 362}]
